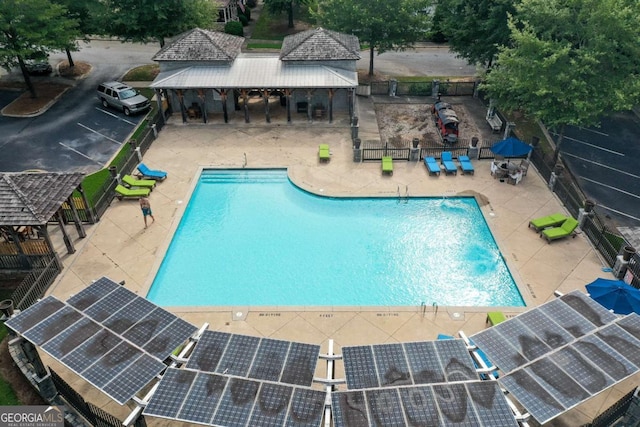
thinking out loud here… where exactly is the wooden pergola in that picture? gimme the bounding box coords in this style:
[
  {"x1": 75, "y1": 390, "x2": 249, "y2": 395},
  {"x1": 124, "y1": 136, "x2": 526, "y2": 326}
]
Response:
[{"x1": 0, "y1": 172, "x2": 92, "y2": 270}]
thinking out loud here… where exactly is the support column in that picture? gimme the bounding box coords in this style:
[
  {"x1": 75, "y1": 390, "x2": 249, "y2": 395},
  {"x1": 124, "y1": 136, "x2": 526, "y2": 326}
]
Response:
[
  {"x1": 263, "y1": 89, "x2": 271, "y2": 123},
  {"x1": 39, "y1": 226, "x2": 62, "y2": 270},
  {"x1": 66, "y1": 196, "x2": 86, "y2": 238},
  {"x1": 154, "y1": 89, "x2": 165, "y2": 125},
  {"x1": 241, "y1": 89, "x2": 250, "y2": 123},
  {"x1": 348, "y1": 88, "x2": 354, "y2": 120},
  {"x1": 219, "y1": 89, "x2": 228, "y2": 123},
  {"x1": 285, "y1": 89, "x2": 291, "y2": 123},
  {"x1": 176, "y1": 90, "x2": 187, "y2": 123},
  {"x1": 328, "y1": 89, "x2": 334, "y2": 123},
  {"x1": 56, "y1": 210, "x2": 75, "y2": 254},
  {"x1": 306, "y1": 90, "x2": 313, "y2": 122},
  {"x1": 77, "y1": 185, "x2": 96, "y2": 224}
]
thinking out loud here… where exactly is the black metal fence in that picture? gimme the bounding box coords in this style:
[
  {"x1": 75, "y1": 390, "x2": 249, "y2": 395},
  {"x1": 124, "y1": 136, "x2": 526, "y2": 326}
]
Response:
[
  {"x1": 369, "y1": 80, "x2": 478, "y2": 97},
  {"x1": 50, "y1": 368, "x2": 145, "y2": 427},
  {"x1": 361, "y1": 138, "x2": 504, "y2": 162},
  {"x1": 10, "y1": 255, "x2": 61, "y2": 310},
  {"x1": 582, "y1": 387, "x2": 637, "y2": 427}
]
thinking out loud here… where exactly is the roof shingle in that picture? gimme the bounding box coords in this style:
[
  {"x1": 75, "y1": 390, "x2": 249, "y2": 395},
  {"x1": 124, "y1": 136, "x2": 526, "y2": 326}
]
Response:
[
  {"x1": 280, "y1": 27, "x2": 360, "y2": 61},
  {"x1": 153, "y1": 28, "x2": 244, "y2": 62}
]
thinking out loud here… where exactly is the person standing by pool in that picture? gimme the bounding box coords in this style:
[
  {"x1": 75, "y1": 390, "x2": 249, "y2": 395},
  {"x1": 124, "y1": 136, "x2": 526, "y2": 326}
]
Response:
[{"x1": 140, "y1": 197, "x2": 155, "y2": 228}]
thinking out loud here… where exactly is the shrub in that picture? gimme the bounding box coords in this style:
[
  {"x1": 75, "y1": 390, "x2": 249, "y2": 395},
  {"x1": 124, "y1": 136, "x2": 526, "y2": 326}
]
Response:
[
  {"x1": 246, "y1": 0, "x2": 256, "y2": 7},
  {"x1": 239, "y1": 6, "x2": 251, "y2": 20},
  {"x1": 224, "y1": 21, "x2": 243, "y2": 37},
  {"x1": 239, "y1": 14, "x2": 249, "y2": 26}
]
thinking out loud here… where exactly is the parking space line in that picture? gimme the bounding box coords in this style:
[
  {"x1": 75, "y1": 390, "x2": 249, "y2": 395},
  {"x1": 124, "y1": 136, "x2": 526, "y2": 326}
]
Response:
[
  {"x1": 77, "y1": 123, "x2": 122, "y2": 145},
  {"x1": 95, "y1": 107, "x2": 137, "y2": 125},
  {"x1": 595, "y1": 203, "x2": 640, "y2": 222},
  {"x1": 581, "y1": 176, "x2": 640, "y2": 200},
  {"x1": 562, "y1": 152, "x2": 640, "y2": 179},
  {"x1": 577, "y1": 126, "x2": 609, "y2": 137},
  {"x1": 552, "y1": 133, "x2": 625, "y2": 156},
  {"x1": 58, "y1": 142, "x2": 102, "y2": 164}
]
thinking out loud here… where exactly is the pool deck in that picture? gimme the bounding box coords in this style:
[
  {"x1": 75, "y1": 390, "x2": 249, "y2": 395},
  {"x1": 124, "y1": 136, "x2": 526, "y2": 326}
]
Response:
[{"x1": 43, "y1": 97, "x2": 633, "y2": 426}]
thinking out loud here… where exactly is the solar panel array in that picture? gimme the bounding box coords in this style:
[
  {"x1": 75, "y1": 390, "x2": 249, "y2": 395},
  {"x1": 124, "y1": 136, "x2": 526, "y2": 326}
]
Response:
[
  {"x1": 5, "y1": 277, "x2": 198, "y2": 404},
  {"x1": 143, "y1": 367, "x2": 325, "y2": 427},
  {"x1": 332, "y1": 381, "x2": 518, "y2": 427},
  {"x1": 342, "y1": 339, "x2": 479, "y2": 390},
  {"x1": 186, "y1": 330, "x2": 321, "y2": 387},
  {"x1": 470, "y1": 290, "x2": 640, "y2": 424}
]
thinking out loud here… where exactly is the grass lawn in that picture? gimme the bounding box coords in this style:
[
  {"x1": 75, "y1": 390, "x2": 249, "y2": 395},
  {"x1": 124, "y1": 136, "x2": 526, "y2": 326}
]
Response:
[{"x1": 0, "y1": 323, "x2": 21, "y2": 406}]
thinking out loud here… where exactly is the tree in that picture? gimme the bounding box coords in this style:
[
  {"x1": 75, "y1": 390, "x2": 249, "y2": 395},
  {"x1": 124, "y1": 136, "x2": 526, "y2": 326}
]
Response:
[
  {"x1": 52, "y1": 0, "x2": 104, "y2": 67},
  {"x1": 482, "y1": 0, "x2": 640, "y2": 163},
  {"x1": 0, "y1": 0, "x2": 79, "y2": 98},
  {"x1": 264, "y1": 0, "x2": 310, "y2": 29},
  {"x1": 316, "y1": 0, "x2": 432, "y2": 76},
  {"x1": 436, "y1": 0, "x2": 515, "y2": 68},
  {"x1": 104, "y1": 0, "x2": 218, "y2": 47}
]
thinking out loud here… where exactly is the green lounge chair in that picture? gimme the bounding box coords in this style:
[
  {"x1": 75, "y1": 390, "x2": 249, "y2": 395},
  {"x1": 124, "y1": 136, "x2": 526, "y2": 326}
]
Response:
[
  {"x1": 486, "y1": 311, "x2": 506, "y2": 326},
  {"x1": 382, "y1": 156, "x2": 393, "y2": 175},
  {"x1": 528, "y1": 213, "x2": 567, "y2": 232},
  {"x1": 318, "y1": 144, "x2": 330, "y2": 162},
  {"x1": 115, "y1": 184, "x2": 150, "y2": 200},
  {"x1": 541, "y1": 217, "x2": 579, "y2": 243},
  {"x1": 122, "y1": 174, "x2": 155, "y2": 190}
]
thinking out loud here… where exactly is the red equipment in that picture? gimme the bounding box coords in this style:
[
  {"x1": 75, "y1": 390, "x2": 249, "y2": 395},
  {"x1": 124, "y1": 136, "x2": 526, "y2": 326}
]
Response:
[{"x1": 431, "y1": 101, "x2": 459, "y2": 144}]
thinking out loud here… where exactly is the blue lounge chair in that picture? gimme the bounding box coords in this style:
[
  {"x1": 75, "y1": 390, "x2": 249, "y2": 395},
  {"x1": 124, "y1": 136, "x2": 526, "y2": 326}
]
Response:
[
  {"x1": 441, "y1": 152, "x2": 457, "y2": 175},
  {"x1": 424, "y1": 157, "x2": 441, "y2": 176},
  {"x1": 458, "y1": 155, "x2": 475, "y2": 175},
  {"x1": 137, "y1": 163, "x2": 167, "y2": 181}
]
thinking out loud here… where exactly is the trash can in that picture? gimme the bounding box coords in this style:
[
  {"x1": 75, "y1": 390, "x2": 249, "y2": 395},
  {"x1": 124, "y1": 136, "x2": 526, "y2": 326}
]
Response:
[
  {"x1": 584, "y1": 200, "x2": 595, "y2": 213},
  {"x1": 623, "y1": 246, "x2": 637, "y2": 262},
  {"x1": 0, "y1": 299, "x2": 14, "y2": 317}
]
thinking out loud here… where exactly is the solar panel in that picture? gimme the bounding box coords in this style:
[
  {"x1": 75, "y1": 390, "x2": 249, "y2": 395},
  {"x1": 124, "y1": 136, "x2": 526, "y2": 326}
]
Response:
[
  {"x1": 517, "y1": 309, "x2": 574, "y2": 350},
  {"x1": 5, "y1": 296, "x2": 65, "y2": 334},
  {"x1": 595, "y1": 324, "x2": 640, "y2": 367},
  {"x1": 143, "y1": 368, "x2": 197, "y2": 419},
  {"x1": 216, "y1": 334, "x2": 260, "y2": 377},
  {"x1": 492, "y1": 317, "x2": 551, "y2": 363},
  {"x1": 211, "y1": 377, "x2": 259, "y2": 427},
  {"x1": 366, "y1": 388, "x2": 405, "y2": 426},
  {"x1": 102, "y1": 296, "x2": 157, "y2": 334},
  {"x1": 548, "y1": 346, "x2": 612, "y2": 394},
  {"x1": 571, "y1": 334, "x2": 637, "y2": 381},
  {"x1": 286, "y1": 388, "x2": 325, "y2": 427},
  {"x1": 525, "y1": 359, "x2": 590, "y2": 408},
  {"x1": 404, "y1": 341, "x2": 446, "y2": 384},
  {"x1": 332, "y1": 391, "x2": 368, "y2": 427},
  {"x1": 42, "y1": 317, "x2": 102, "y2": 359},
  {"x1": 84, "y1": 286, "x2": 138, "y2": 322},
  {"x1": 123, "y1": 308, "x2": 177, "y2": 347},
  {"x1": 499, "y1": 369, "x2": 565, "y2": 424},
  {"x1": 433, "y1": 339, "x2": 479, "y2": 382},
  {"x1": 280, "y1": 342, "x2": 320, "y2": 387},
  {"x1": 559, "y1": 291, "x2": 618, "y2": 326},
  {"x1": 538, "y1": 298, "x2": 597, "y2": 338},
  {"x1": 465, "y1": 382, "x2": 519, "y2": 427},
  {"x1": 186, "y1": 330, "x2": 231, "y2": 372},
  {"x1": 177, "y1": 372, "x2": 227, "y2": 424},
  {"x1": 83, "y1": 341, "x2": 143, "y2": 388},
  {"x1": 372, "y1": 343, "x2": 412, "y2": 387},
  {"x1": 249, "y1": 338, "x2": 290, "y2": 382},
  {"x1": 67, "y1": 277, "x2": 120, "y2": 311},
  {"x1": 62, "y1": 329, "x2": 122, "y2": 373},
  {"x1": 614, "y1": 313, "x2": 640, "y2": 341},
  {"x1": 433, "y1": 383, "x2": 480, "y2": 425},
  {"x1": 142, "y1": 317, "x2": 197, "y2": 360},
  {"x1": 103, "y1": 353, "x2": 165, "y2": 405},
  {"x1": 342, "y1": 346, "x2": 378, "y2": 389},
  {"x1": 21, "y1": 305, "x2": 82, "y2": 346},
  {"x1": 467, "y1": 328, "x2": 526, "y2": 373},
  {"x1": 399, "y1": 386, "x2": 441, "y2": 426},
  {"x1": 248, "y1": 382, "x2": 292, "y2": 427}
]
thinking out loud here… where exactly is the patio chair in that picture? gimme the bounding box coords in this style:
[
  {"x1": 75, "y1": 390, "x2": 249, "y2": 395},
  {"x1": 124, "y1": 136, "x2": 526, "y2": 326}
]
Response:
[
  {"x1": 122, "y1": 174, "x2": 156, "y2": 190},
  {"x1": 136, "y1": 163, "x2": 167, "y2": 181},
  {"x1": 115, "y1": 184, "x2": 150, "y2": 200},
  {"x1": 528, "y1": 213, "x2": 567, "y2": 232},
  {"x1": 440, "y1": 152, "x2": 457, "y2": 175},
  {"x1": 519, "y1": 159, "x2": 530, "y2": 177},
  {"x1": 382, "y1": 156, "x2": 393, "y2": 175},
  {"x1": 486, "y1": 311, "x2": 506, "y2": 326},
  {"x1": 541, "y1": 217, "x2": 579, "y2": 243},
  {"x1": 458, "y1": 155, "x2": 475, "y2": 175},
  {"x1": 424, "y1": 157, "x2": 441, "y2": 176},
  {"x1": 318, "y1": 144, "x2": 330, "y2": 162}
]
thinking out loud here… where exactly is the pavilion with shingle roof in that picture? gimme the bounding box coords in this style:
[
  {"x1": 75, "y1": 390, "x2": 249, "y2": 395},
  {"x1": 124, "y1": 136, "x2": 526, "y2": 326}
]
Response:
[
  {"x1": 150, "y1": 27, "x2": 360, "y2": 124},
  {"x1": 0, "y1": 172, "x2": 91, "y2": 268}
]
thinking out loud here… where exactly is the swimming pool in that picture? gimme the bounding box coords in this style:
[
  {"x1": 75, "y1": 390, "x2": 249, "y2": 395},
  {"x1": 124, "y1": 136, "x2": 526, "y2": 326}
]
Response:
[{"x1": 147, "y1": 169, "x2": 524, "y2": 307}]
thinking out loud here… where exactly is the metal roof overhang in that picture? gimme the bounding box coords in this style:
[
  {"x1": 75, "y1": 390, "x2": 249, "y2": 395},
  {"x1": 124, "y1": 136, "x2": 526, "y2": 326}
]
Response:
[{"x1": 150, "y1": 57, "x2": 358, "y2": 90}]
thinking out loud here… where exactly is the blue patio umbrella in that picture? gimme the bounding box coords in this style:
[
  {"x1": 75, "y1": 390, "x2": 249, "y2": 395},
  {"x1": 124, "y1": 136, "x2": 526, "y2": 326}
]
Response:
[
  {"x1": 586, "y1": 278, "x2": 640, "y2": 315},
  {"x1": 490, "y1": 137, "x2": 532, "y2": 157}
]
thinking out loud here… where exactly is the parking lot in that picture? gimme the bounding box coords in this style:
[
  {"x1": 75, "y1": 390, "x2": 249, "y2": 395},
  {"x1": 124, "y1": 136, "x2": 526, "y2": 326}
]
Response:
[{"x1": 552, "y1": 111, "x2": 640, "y2": 227}]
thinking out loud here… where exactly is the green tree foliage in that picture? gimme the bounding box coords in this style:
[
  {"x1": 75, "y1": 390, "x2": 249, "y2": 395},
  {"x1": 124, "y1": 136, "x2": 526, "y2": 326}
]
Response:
[
  {"x1": 0, "y1": 0, "x2": 79, "y2": 97},
  {"x1": 224, "y1": 21, "x2": 244, "y2": 37},
  {"x1": 104, "y1": 0, "x2": 218, "y2": 47},
  {"x1": 316, "y1": 0, "x2": 432, "y2": 76},
  {"x1": 436, "y1": 0, "x2": 514, "y2": 68},
  {"x1": 264, "y1": 0, "x2": 310, "y2": 29},
  {"x1": 483, "y1": 0, "x2": 640, "y2": 162}
]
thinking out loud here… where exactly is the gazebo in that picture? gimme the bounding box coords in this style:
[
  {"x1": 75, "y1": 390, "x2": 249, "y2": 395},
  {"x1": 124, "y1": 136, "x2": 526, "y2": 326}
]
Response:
[{"x1": 0, "y1": 172, "x2": 92, "y2": 271}]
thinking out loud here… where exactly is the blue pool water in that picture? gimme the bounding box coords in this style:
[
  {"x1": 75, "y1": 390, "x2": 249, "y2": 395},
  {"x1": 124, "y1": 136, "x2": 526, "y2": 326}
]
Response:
[{"x1": 147, "y1": 169, "x2": 524, "y2": 307}]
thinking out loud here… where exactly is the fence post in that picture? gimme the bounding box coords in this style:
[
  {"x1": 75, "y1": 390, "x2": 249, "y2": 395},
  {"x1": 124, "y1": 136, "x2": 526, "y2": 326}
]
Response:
[
  {"x1": 469, "y1": 137, "x2": 480, "y2": 160},
  {"x1": 353, "y1": 138, "x2": 362, "y2": 163},
  {"x1": 410, "y1": 138, "x2": 420, "y2": 161},
  {"x1": 578, "y1": 199, "x2": 595, "y2": 228}
]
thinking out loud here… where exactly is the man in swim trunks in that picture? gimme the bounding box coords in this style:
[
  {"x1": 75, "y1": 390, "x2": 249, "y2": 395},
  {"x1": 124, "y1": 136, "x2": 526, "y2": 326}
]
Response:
[{"x1": 139, "y1": 197, "x2": 155, "y2": 228}]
